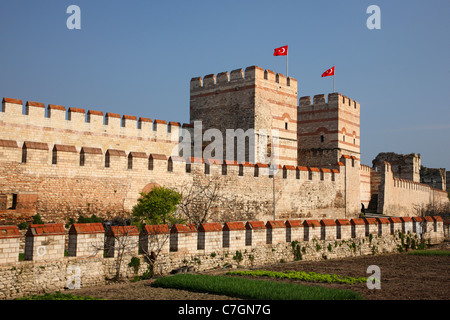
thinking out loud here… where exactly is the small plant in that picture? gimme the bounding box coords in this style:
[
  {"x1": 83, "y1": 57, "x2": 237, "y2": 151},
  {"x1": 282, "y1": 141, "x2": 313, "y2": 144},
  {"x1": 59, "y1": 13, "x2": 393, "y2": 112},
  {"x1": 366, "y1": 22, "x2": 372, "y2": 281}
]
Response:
[
  {"x1": 327, "y1": 243, "x2": 333, "y2": 252},
  {"x1": 32, "y1": 214, "x2": 44, "y2": 225},
  {"x1": 315, "y1": 243, "x2": 322, "y2": 252},
  {"x1": 128, "y1": 256, "x2": 141, "y2": 274},
  {"x1": 18, "y1": 221, "x2": 29, "y2": 230},
  {"x1": 232, "y1": 250, "x2": 243, "y2": 265},
  {"x1": 291, "y1": 241, "x2": 302, "y2": 261},
  {"x1": 371, "y1": 245, "x2": 377, "y2": 255},
  {"x1": 248, "y1": 254, "x2": 255, "y2": 267},
  {"x1": 210, "y1": 252, "x2": 216, "y2": 258}
]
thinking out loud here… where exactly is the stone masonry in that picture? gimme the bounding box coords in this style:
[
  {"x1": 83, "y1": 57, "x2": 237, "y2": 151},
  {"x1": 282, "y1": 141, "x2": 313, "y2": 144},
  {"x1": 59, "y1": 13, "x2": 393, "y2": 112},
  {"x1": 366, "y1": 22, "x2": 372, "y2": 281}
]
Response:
[
  {"x1": 0, "y1": 216, "x2": 445, "y2": 299},
  {"x1": 0, "y1": 65, "x2": 448, "y2": 226}
]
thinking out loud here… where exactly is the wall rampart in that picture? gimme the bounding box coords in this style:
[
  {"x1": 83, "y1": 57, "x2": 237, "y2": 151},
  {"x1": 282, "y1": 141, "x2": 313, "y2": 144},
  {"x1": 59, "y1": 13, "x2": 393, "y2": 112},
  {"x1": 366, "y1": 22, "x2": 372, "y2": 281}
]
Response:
[
  {"x1": 0, "y1": 136, "x2": 350, "y2": 224},
  {"x1": 1, "y1": 98, "x2": 184, "y2": 159},
  {"x1": 0, "y1": 216, "x2": 444, "y2": 299},
  {"x1": 378, "y1": 162, "x2": 449, "y2": 216}
]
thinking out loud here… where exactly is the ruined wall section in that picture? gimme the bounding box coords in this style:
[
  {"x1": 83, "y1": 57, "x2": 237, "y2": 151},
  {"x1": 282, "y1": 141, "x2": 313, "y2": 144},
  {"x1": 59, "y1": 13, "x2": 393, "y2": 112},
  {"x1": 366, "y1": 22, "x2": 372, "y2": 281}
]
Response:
[
  {"x1": 420, "y1": 167, "x2": 446, "y2": 191},
  {"x1": 377, "y1": 162, "x2": 449, "y2": 216},
  {"x1": 372, "y1": 152, "x2": 421, "y2": 183}
]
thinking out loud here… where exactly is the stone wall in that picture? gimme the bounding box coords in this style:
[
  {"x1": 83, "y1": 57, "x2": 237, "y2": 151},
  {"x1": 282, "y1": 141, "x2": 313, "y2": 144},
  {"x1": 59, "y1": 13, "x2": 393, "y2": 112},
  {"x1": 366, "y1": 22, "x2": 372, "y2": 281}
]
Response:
[
  {"x1": 0, "y1": 216, "x2": 444, "y2": 299},
  {"x1": 0, "y1": 135, "x2": 361, "y2": 224},
  {"x1": 377, "y1": 162, "x2": 449, "y2": 216}
]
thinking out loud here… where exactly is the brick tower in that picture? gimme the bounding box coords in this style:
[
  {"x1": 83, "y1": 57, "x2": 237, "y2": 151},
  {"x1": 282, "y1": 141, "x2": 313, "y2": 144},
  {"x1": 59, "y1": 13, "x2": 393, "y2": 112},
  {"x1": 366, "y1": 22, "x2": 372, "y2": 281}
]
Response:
[
  {"x1": 189, "y1": 66, "x2": 298, "y2": 166},
  {"x1": 297, "y1": 92, "x2": 360, "y2": 167}
]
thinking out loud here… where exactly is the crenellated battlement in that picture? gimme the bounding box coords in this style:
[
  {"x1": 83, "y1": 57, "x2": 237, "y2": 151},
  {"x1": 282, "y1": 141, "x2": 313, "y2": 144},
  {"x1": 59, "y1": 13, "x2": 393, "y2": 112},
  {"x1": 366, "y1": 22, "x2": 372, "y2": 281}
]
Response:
[
  {"x1": 1, "y1": 97, "x2": 187, "y2": 139},
  {"x1": 0, "y1": 137, "x2": 343, "y2": 182},
  {"x1": 190, "y1": 65, "x2": 297, "y2": 92},
  {"x1": 0, "y1": 97, "x2": 194, "y2": 160},
  {"x1": 298, "y1": 92, "x2": 360, "y2": 111}
]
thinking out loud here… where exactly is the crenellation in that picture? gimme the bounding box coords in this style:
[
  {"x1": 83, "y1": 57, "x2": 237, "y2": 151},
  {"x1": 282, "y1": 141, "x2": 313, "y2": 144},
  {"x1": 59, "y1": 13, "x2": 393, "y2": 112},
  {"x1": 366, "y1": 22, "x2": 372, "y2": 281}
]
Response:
[
  {"x1": 128, "y1": 152, "x2": 148, "y2": 171},
  {"x1": 202, "y1": 74, "x2": 216, "y2": 87},
  {"x1": 266, "y1": 220, "x2": 286, "y2": 244},
  {"x1": 264, "y1": 69, "x2": 276, "y2": 81},
  {"x1": 138, "y1": 117, "x2": 152, "y2": 130},
  {"x1": 216, "y1": 71, "x2": 229, "y2": 84},
  {"x1": 122, "y1": 114, "x2": 138, "y2": 129},
  {"x1": 303, "y1": 219, "x2": 321, "y2": 241},
  {"x1": 47, "y1": 104, "x2": 66, "y2": 121},
  {"x1": 87, "y1": 110, "x2": 104, "y2": 126},
  {"x1": 285, "y1": 220, "x2": 304, "y2": 242},
  {"x1": 149, "y1": 153, "x2": 168, "y2": 172},
  {"x1": 320, "y1": 219, "x2": 337, "y2": 240},
  {"x1": 68, "y1": 107, "x2": 86, "y2": 123},
  {"x1": 1, "y1": 98, "x2": 23, "y2": 116},
  {"x1": 105, "y1": 149, "x2": 127, "y2": 170},
  {"x1": 313, "y1": 94, "x2": 326, "y2": 105},
  {"x1": 25, "y1": 101, "x2": 46, "y2": 118},
  {"x1": 105, "y1": 112, "x2": 121, "y2": 129}
]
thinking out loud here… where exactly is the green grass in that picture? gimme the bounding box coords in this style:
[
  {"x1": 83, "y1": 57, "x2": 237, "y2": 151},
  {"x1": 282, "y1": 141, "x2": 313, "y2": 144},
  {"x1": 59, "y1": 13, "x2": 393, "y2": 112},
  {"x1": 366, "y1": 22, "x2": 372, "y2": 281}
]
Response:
[
  {"x1": 407, "y1": 250, "x2": 450, "y2": 256},
  {"x1": 227, "y1": 270, "x2": 367, "y2": 284},
  {"x1": 15, "y1": 291, "x2": 100, "y2": 300},
  {"x1": 152, "y1": 274, "x2": 364, "y2": 300}
]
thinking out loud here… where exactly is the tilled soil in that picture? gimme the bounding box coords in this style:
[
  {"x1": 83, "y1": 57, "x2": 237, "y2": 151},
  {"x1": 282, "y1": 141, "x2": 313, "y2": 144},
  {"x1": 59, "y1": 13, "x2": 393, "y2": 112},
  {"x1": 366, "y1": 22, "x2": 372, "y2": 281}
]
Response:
[{"x1": 72, "y1": 244, "x2": 449, "y2": 300}]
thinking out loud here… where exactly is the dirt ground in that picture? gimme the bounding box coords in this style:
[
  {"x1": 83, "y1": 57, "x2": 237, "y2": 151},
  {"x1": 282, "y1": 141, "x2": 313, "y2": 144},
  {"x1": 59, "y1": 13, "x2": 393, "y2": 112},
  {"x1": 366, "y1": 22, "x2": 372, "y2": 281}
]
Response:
[{"x1": 72, "y1": 243, "x2": 449, "y2": 300}]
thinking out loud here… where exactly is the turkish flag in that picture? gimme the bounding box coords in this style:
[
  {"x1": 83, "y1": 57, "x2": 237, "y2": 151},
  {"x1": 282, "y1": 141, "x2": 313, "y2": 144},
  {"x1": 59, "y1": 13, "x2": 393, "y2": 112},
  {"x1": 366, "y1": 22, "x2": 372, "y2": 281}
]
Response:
[
  {"x1": 273, "y1": 45, "x2": 288, "y2": 56},
  {"x1": 321, "y1": 66, "x2": 335, "y2": 77}
]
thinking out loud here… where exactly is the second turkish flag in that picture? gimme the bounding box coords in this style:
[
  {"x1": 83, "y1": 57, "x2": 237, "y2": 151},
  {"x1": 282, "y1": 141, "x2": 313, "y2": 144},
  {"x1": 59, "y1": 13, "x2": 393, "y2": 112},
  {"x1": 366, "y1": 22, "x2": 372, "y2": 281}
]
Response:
[
  {"x1": 321, "y1": 66, "x2": 335, "y2": 77},
  {"x1": 273, "y1": 45, "x2": 288, "y2": 56}
]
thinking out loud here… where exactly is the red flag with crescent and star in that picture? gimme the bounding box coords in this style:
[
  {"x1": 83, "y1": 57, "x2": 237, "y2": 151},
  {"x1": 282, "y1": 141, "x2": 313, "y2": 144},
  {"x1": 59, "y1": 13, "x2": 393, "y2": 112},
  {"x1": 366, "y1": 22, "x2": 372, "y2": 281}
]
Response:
[
  {"x1": 321, "y1": 66, "x2": 335, "y2": 77},
  {"x1": 273, "y1": 45, "x2": 288, "y2": 56}
]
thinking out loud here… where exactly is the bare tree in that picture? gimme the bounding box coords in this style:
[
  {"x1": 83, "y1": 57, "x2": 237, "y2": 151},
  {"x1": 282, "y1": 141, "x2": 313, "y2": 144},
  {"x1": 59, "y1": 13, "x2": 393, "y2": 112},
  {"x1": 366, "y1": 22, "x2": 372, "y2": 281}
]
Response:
[
  {"x1": 176, "y1": 175, "x2": 224, "y2": 225},
  {"x1": 139, "y1": 224, "x2": 172, "y2": 276},
  {"x1": 175, "y1": 174, "x2": 259, "y2": 225}
]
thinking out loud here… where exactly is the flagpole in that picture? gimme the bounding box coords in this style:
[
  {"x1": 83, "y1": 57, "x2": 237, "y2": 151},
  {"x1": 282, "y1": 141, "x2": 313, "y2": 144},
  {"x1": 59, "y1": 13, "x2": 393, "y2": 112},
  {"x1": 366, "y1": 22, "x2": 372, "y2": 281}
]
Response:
[
  {"x1": 333, "y1": 66, "x2": 335, "y2": 93},
  {"x1": 286, "y1": 50, "x2": 288, "y2": 77},
  {"x1": 333, "y1": 74, "x2": 335, "y2": 93}
]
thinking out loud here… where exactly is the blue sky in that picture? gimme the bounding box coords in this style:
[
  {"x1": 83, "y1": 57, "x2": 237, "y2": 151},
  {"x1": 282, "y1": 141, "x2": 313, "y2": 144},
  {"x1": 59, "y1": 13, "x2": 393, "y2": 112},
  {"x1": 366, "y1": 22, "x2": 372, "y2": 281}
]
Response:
[{"x1": 1, "y1": 0, "x2": 449, "y2": 170}]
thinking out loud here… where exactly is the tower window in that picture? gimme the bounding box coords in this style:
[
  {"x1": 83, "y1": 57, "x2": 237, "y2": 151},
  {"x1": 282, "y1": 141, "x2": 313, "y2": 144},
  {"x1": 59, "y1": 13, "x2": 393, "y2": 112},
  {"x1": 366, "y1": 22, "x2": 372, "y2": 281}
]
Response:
[
  {"x1": 320, "y1": 135, "x2": 324, "y2": 143},
  {"x1": 343, "y1": 135, "x2": 346, "y2": 142},
  {"x1": 285, "y1": 122, "x2": 288, "y2": 130}
]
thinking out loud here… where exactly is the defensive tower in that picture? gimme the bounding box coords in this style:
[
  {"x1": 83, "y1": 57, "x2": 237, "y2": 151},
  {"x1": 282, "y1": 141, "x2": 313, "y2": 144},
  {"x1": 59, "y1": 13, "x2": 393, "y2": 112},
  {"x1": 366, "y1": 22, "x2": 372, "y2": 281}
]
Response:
[
  {"x1": 297, "y1": 92, "x2": 360, "y2": 167},
  {"x1": 189, "y1": 66, "x2": 298, "y2": 166}
]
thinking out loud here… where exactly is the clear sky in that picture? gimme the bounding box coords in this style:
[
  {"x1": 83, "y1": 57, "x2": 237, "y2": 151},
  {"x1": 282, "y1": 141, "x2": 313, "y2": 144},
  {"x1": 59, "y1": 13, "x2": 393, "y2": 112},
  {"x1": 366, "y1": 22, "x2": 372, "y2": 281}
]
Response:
[{"x1": 1, "y1": 0, "x2": 449, "y2": 170}]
